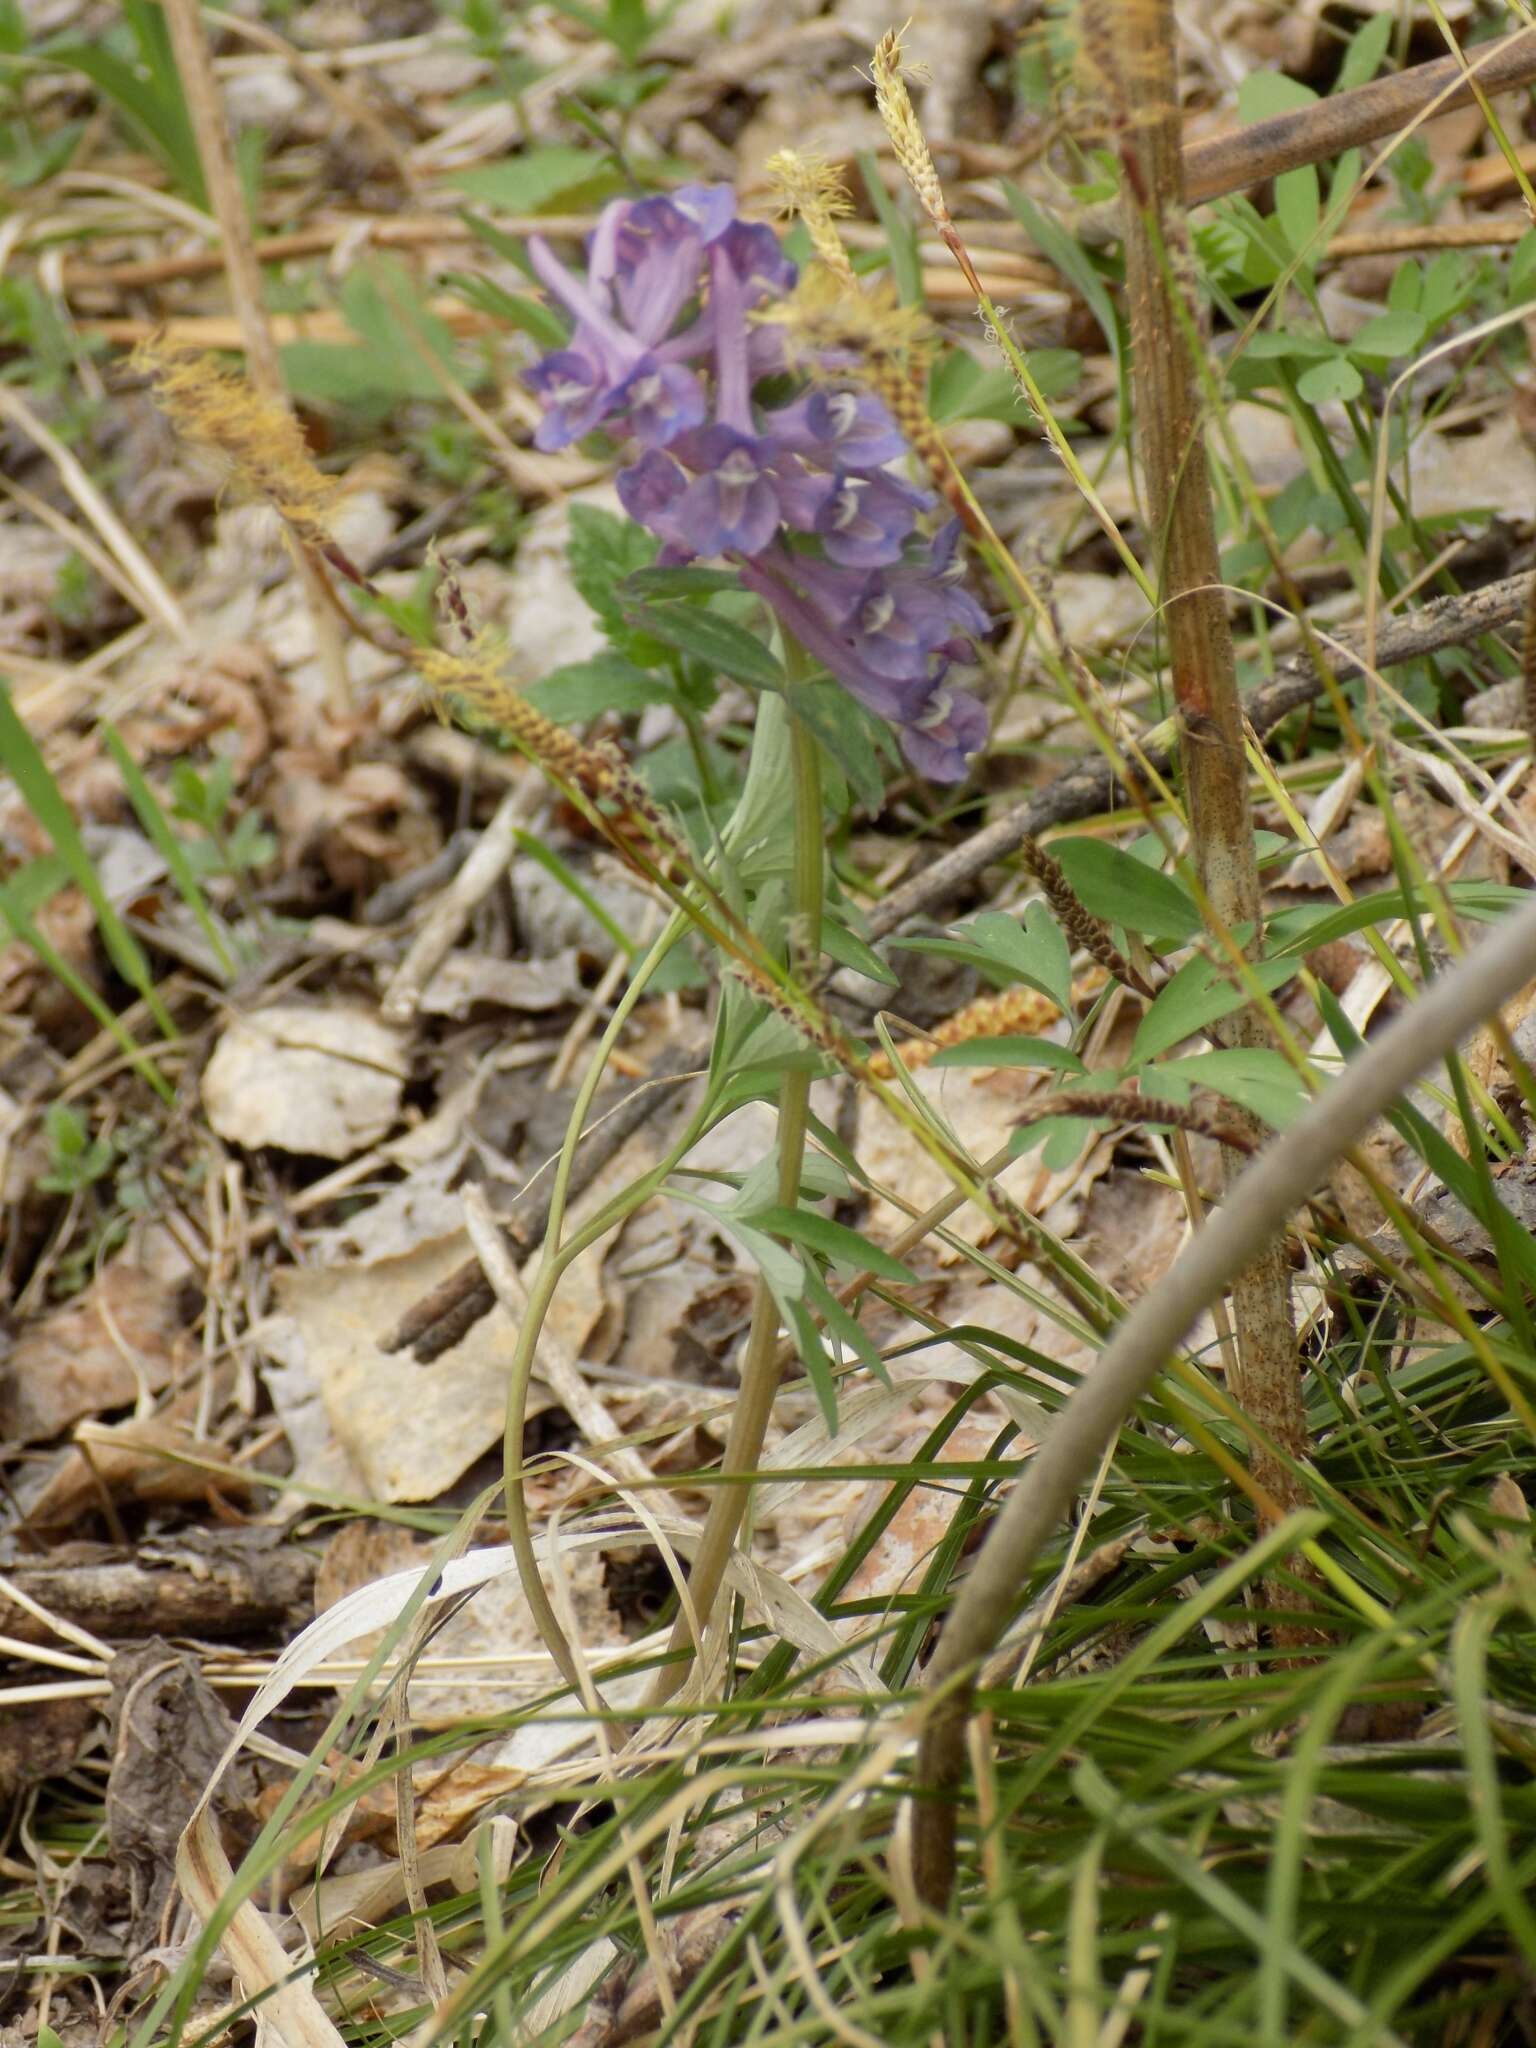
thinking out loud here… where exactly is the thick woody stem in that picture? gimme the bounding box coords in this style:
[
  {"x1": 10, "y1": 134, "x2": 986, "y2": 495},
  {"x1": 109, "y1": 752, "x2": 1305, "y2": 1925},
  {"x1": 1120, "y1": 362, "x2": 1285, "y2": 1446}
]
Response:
[{"x1": 1092, "y1": 0, "x2": 1311, "y2": 1535}]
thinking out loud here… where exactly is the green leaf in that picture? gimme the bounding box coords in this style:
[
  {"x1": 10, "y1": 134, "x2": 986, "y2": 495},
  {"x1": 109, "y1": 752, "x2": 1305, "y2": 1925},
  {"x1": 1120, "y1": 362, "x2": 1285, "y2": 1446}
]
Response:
[
  {"x1": 442, "y1": 272, "x2": 567, "y2": 347},
  {"x1": 1237, "y1": 72, "x2": 1317, "y2": 122},
  {"x1": 524, "y1": 654, "x2": 679, "y2": 722},
  {"x1": 1335, "y1": 10, "x2": 1394, "y2": 94},
  {"x1": 928, "y1": 347, "x2": 1082, "y2": 425},
  {"x1": 1295, "y1": 354, "x2": 1364, "y2": 405},
  {"x1": 45, "y1": 10, "x2": 205, "y2": 207},
  {"x1": 784, "y1": 677, "x2": 892, "y2": 813},
  {"x1": 1011, "y1": 1115, "x2": 1096, "y2": 1169},
  {"x1": 447, "y1": 145, "x2": 621, "y2": 213},
  {"x1": 1049, "y1": 839, "x2": 1203, "y2": 942},
  {"x1": 1148, "y1": 1047, "x2": 1311, "y2": 1128},
  {"x1": 1508, "y1": 230, "x2": 1536, "y2": 307},
  {"x1": 784, "y1": 1297, "x2": 841, "y2": 1428},
  {"x1": 568, "y1": 504, "x2": 658, "y2": 633},
  {"x1": 1004, "y1": 186, "x2": 1123, "y2": 382},
  {"x1": 1241, "y1": 332, "x2": 1339, "y2": 362},
  {"x1": 624, "y1": 564, "x2": 743, "y2": 601},
  {"x1": 625, "y1": 599, "x2": 784, "y2": 690},
  {"x1": 749, "y1": 1205, "x2": 917, "y2": 1283},
  {"x1": 802, "y1": 1268, "x2": 890, "y2": 1386},
  {"x1": 959, "y1": 904, "x2": 1074, "y2": 1011},
  {"x1": 1265, "y1": 881, "x2": 1524, "y2": 956},
  {"x1": 821, "y1": 916, "x2": 898, "y2": 986},
  {"x1": 0, "y1": 682, "x2": 171, "y2": 1034},
  {"x1": 1274, "y1": 165, "x2": 1320, "y2": 260},
  {"x1": 857, "y1": 150, "x2": 922, "y2": 304},
  {"x1": 932, "y1": 1036, "x2": 1087, "y2": 1074},
  {"x1": 340, "y1": 258, "x2": 464, "y2": 395},
  {"x1": 1132, "y1": 951, "x2": 1296, "y2": 1063},
  {"x1": 1350, "y1": 308, "x2": 1428, "y2": 361},
  {"x1": 100, "y1": 724, "x2": 235, "y2": 982}
]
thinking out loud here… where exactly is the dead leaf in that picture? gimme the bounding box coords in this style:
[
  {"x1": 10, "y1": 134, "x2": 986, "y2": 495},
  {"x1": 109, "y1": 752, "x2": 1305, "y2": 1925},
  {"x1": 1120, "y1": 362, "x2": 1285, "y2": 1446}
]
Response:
[
  {"x1": 0, "y1": 1231, "x2": 195, "y2": 1442},
  {"x1": 201, "y1": 1001, "x2": 408, "y2": 1158},
  {"x1": 314, "y1": 1521, "x2": 622, "y2": 1724},
  {"x1": 265, "y1": 1227, "x2": 602, "y2": 1503},
  {"x1": 106, "y1": 1639, "x2": 252, "y2": 1956}
]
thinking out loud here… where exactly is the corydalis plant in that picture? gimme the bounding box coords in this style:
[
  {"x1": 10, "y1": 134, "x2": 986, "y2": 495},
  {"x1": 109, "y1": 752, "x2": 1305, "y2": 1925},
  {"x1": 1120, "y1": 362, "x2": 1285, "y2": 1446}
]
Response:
[{"x1": 523, "y1": 182, "x2": 988, "y2": 781}]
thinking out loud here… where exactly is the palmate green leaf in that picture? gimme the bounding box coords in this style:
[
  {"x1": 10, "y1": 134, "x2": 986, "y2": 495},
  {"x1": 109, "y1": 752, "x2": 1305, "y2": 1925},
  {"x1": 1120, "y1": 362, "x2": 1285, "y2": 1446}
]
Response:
[
  {"x1": 1049, "y1": 838, "x2": 1203, "y2": 942},
  {"x1": 568, "y1": 504, "x2": 658, "y2": 634},
  {"x1": 1145, "y1": 1047, "x2": 1311, "y2": 1128},
  {"x1": 447, "y1": 145, "x2": 623, "y2": 213},
  {"x1": 622, "y1": 597, "x2": 784, "y2": 690},
  {"x1": 1296, "y1": 353, "x2": 1364, "y2": 405},
  {"x1": 524, "y1": 653, "x2": 681, "y2": 722},
  {"x1": 960, "y1": 903, "x2": 1074, "y2": 1012},
  {"x1": 1132, "y1": 952, "x2": 1296, "y2": 1062},
  {"x1": 748, "y1": 1205, "x2": 917, "y2": 1284},
  {"x1": 931, "y1": 1036, "x2": 1086, "y2": 1074}
]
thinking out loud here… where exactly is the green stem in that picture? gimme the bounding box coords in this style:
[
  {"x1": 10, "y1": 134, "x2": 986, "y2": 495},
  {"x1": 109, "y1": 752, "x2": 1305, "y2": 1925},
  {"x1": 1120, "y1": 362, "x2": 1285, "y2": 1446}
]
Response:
[{"x1": 649, "y1": 695, "x2": 825, "y2": 1706}]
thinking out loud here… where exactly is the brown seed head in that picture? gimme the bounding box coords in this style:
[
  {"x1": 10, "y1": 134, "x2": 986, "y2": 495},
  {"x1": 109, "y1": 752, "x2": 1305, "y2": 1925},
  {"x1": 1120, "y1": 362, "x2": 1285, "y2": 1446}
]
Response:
[{"x1": 132, "y1": 337, "x2": 341, "y2": 553}]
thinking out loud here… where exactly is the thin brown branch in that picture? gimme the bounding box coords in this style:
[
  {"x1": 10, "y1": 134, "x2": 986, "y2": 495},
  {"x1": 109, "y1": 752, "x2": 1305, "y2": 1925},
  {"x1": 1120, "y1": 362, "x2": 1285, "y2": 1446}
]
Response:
[
  {"x1": 160, "y1": 0, "x2": 353, "y2": 713},
  {"x1": 1182, "y1": 25, "x2": 1536, "y2": 206},
  {"x1": 863, "y1": 570, "x2": 1530, "y2": 943}
]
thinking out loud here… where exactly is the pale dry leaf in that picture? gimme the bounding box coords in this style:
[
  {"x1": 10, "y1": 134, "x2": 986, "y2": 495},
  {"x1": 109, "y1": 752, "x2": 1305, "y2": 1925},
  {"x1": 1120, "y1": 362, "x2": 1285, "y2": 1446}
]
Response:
[
  {"x1": 265, "y1": 1228, "x2": 601, "y2": 1503},
  {"x1": 292, "y1": 1817, "x2": 516, "y2": 1944},
  {"x1": 857, "y1": 1065, "x2": 1107, "y2": 1254},
  {"x1": 201, "y1": 1002, "x2": 409, "y2": 1159}
]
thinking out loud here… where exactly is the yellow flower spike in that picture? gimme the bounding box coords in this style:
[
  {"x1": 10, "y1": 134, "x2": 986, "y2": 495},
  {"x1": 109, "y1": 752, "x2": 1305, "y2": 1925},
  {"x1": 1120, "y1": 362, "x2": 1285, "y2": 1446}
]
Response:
[
  {"x1": 761, "y1": 263, "x2": 929, "y2": 372},
  {"x1": 764, "y1": 148, "x2": 859, "y2": 286},
  {"x1": 132, "y1": 336, "x2": 342, "y2": 556}
]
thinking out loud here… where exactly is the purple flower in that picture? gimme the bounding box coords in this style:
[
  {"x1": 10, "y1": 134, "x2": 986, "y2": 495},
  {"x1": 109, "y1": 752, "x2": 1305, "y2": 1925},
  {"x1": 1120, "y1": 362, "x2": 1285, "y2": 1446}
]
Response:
[
  {"x1": 524, "y1": 347, "x2": 618, "y2": 451},
  {"x1": 816, "y1": 471, "x2": 932, "y2": 568},
  {"x1": 522, "y1": 183, "x2": 990, "y2": 781},
  {"x1": 899, "y1": 686, "x2": 990, "y2": 783},
  {"x1": 670, "y1": 426, "x2": 784, "y2": 556},
  {"x1": 739, "y1": 548, "x2": 985, "y2": 781},
  {"x1": 765, "y1": 388, "x2": 908, "y2": 472}
]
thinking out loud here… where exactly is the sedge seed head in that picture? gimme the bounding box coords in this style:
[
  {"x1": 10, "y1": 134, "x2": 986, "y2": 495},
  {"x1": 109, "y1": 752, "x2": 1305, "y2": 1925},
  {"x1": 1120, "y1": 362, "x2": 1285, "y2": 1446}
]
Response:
[
  {"x1": 132, "y1": 337, "x2": 340, "y2": 552},
  {"x1": 869, "y1": 24, "x2": 950, "y2": 231}
]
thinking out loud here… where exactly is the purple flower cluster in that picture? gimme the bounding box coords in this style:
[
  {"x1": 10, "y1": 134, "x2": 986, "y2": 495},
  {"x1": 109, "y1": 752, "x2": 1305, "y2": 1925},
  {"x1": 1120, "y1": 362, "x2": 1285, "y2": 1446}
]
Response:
[{"x1": 524, "y1": 185, "x2": 987, "y2": 781}]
